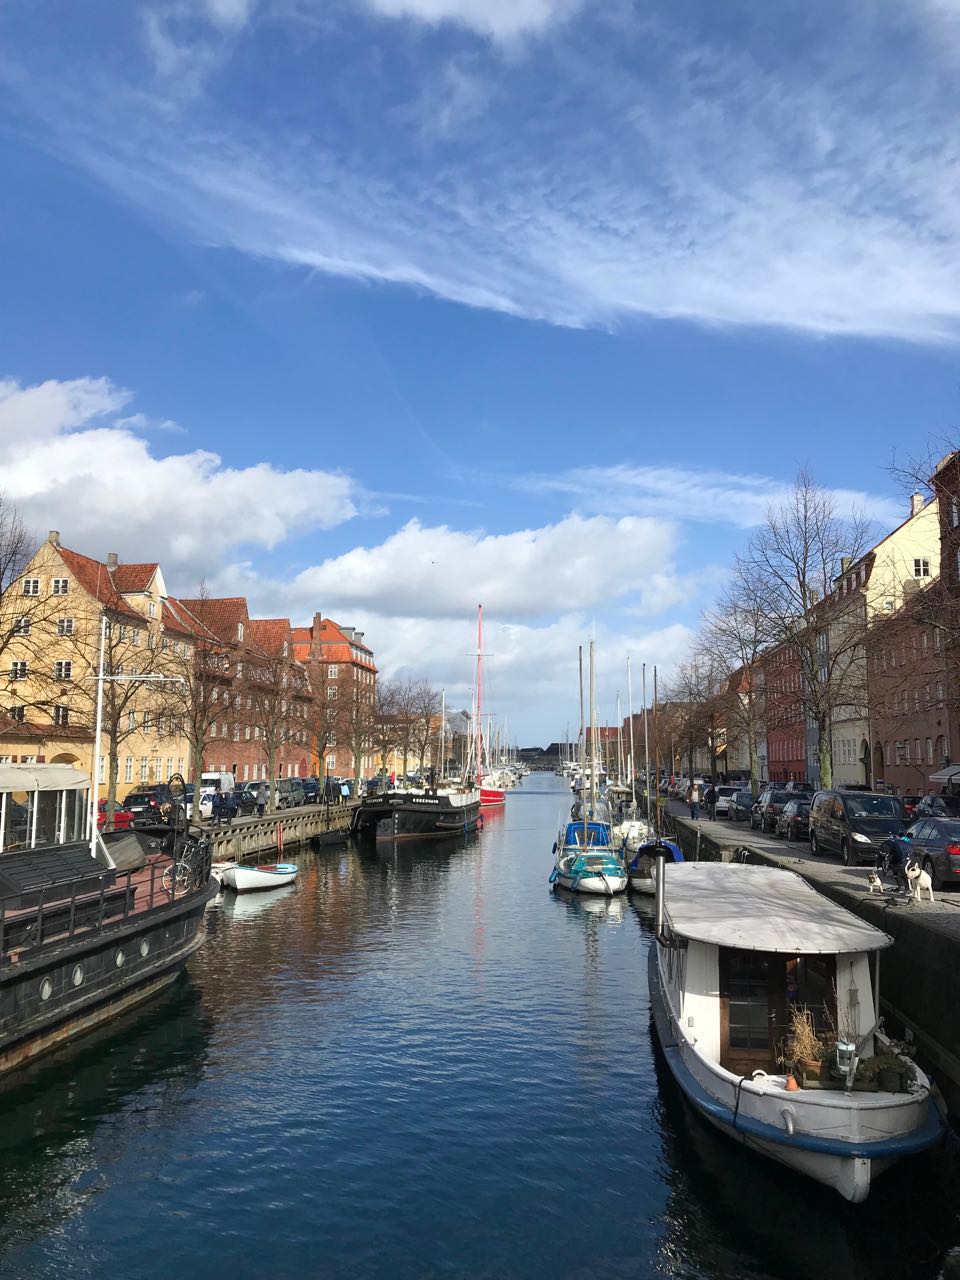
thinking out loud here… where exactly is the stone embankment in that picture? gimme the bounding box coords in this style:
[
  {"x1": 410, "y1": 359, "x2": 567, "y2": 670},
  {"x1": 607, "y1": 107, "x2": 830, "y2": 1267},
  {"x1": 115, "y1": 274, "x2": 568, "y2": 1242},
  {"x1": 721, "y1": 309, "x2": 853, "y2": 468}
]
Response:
[{"x1": 661, "y1": 802, "x2": 960, "y2": 1117}]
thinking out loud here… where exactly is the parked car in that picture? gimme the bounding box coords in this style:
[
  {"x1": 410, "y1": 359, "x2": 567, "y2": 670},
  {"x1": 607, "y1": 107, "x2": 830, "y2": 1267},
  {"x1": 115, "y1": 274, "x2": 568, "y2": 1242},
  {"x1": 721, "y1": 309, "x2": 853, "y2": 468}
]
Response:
[
  {"x1": 775, "y1": 799, "x2": 811, "y2": 842},
  {"x1": 232, "y1": 786, "x2": 258, "y2": 817},
  {"x1": 713, "y1": 785, "x2": 739, "y2": 817},
  {"x1": 783, "y1": 780, "x2": 814, "y2": 793},
  {"x1": 97, "y1": 801, "x2": 134, "y2": 831},
  {"x1": 300, "y1": 777, "x2": 320, "y2": 804},
  {"x1": 277, "y1": 778, "x2": 305, "y2": 809},
  {"x1": 809, "y1": 789, "x2": 905, "y2": 865},
  {"x1": 880, "y1": 818, "x2": 960, "y2": 890},
  {"x1": 728, "y1": 789, "x2": 756, "y2": 823},
  {"x1": 899, "y1": 794, "x2": 922, "y2": 821},
  {"x1": 122, "y1": 784, "x2": 184, "y2": 825},
  {"x1": 915, "y1": 794, "x2": 960, "y2": 819},
  {"x1": 750, "y1": 789, "x2": 794, "y2": 833}
]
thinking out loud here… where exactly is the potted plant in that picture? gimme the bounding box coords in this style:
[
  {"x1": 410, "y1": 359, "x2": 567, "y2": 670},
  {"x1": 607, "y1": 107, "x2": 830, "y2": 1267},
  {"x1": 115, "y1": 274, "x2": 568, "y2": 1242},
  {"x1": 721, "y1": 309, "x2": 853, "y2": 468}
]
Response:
[{"x1": 783, "y1": 1006, "x2": 823, "y2": 1083}]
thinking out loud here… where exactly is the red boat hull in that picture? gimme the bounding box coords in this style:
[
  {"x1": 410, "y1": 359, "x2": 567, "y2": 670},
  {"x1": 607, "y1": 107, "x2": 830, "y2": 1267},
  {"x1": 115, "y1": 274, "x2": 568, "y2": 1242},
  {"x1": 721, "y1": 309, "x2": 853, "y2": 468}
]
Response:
[{"x1": 480, "y1": 788, "x2": 505, "y2": 807}]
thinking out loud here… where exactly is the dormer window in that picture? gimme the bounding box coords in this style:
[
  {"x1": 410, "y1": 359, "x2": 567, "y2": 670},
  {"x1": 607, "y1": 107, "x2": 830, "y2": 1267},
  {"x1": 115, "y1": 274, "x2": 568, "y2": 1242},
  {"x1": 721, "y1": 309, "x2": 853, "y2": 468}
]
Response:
[
  {"x1": 282, "y1": 641, "x2": 288, "y2": 657},
  {"x1": 237, "y1": 622, "x2": 244, "y2": 641}
]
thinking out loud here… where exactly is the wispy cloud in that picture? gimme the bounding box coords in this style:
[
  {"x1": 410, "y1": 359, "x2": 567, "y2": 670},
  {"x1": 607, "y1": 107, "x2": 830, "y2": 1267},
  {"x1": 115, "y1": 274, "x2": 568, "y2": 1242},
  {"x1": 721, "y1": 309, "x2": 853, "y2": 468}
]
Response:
[
  {"x1": 512, "y1": 464, "x2": 906, "y2": 529},
  {"x1": 6, "y1": 1, "x2": 960, "y2": 343}
]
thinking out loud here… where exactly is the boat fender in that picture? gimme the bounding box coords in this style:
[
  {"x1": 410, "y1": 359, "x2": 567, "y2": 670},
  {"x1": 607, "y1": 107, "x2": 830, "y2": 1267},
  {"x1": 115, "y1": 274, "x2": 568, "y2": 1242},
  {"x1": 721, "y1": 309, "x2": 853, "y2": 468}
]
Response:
[{"x1": 779, "y1": 1106, "x2": 796, "y2": 1136}]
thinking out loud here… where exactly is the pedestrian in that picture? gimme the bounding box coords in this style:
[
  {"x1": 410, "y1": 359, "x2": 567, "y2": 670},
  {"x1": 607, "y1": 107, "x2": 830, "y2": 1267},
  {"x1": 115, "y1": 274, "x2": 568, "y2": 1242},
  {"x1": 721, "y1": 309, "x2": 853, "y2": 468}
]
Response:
[
  {"x1": 686, "y1": 781, "x2": 700, "y2": 821},
  {"x1": 704, "y1": 782, "x2": 718, "y2": 821},
  {"x1": 211, "y1": 790, "x2": 223, "y2": 827},
  {"x1": 257, "y1": 782, "x2": 267, "y2": 818}
]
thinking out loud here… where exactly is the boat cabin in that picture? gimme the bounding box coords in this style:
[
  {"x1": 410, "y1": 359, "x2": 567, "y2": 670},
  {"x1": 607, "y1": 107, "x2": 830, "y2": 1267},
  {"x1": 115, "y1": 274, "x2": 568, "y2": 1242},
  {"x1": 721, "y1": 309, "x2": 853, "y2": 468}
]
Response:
[
  {"x1": 0, "y1": 765, "x2": 89, "y2": 854},
  {"x1": 561, "y1": 820, "x2": 611, "y2": 849},
  {"x1": 658, "y1": 862, "x2": 891, "y2": 1075}
]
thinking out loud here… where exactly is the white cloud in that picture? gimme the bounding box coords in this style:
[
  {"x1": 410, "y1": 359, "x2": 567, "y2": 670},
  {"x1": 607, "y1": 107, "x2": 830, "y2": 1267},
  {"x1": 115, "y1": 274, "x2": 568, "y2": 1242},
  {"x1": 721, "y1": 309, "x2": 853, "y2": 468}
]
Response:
[
  {"x1": 364, "y1": 0, "x2": 579, "y2": 40},
  {"x1": 0, "y1": 377, "x2": 357, "y2": 573},
  {"x1": 219, "y1": 513, "x2": 678, "y2": 621}
]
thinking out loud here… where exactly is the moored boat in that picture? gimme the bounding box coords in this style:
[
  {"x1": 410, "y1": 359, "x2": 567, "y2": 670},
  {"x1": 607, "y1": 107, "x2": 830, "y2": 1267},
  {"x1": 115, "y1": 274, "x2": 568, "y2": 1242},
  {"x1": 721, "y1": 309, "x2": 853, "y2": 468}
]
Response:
[
  {"x1": 352, "y1": 786, "x2": 481, "y2": 842},
  {"x1": 627, "y1": 836, "x2": 683, "y2": 894},
  {"x1": 649, "y1": 859, "x2": 945, "y2": 1202},
  {"x1": 221, "y1": 862, "x2": 299, "y2": 893},
  {"x1": 550, "y1": 818, "x2": 628, "y2": 895}
]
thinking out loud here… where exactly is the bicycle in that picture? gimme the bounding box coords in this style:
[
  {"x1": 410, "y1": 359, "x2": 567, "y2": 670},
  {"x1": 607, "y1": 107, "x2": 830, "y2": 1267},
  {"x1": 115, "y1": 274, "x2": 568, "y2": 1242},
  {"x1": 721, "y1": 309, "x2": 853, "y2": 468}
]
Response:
[{"x1": 160, "y1": 837, "x2": 210, "y2": 895}]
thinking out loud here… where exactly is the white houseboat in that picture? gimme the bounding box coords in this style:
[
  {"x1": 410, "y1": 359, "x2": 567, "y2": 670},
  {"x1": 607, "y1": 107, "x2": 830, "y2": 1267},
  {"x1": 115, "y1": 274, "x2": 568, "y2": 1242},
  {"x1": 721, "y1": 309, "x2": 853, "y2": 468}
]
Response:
[{"x1": 649, "y1": 859, "x2": 945, "y2": 1203}]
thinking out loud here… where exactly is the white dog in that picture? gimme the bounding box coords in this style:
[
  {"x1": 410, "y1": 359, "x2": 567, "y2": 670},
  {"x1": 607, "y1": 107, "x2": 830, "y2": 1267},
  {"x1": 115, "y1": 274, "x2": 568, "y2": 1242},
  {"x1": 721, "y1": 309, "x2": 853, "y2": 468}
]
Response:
[
  {"x1": 905, "y1": 860, "x2": 935, "y2": 903},
  {"x1": 866, "y1": 870, "x2": 884, "y2": 895}
]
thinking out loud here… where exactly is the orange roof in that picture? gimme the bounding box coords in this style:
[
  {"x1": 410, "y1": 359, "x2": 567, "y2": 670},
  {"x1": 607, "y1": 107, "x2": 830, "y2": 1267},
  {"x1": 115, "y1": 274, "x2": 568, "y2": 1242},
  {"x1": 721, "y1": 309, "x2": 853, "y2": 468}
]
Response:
[
  {"x1": 56, "y1": 546, "x2": 142, "y2": 621},
  {"x1": 178, "y1": 597, "x2": 250, "y2": 641},
  {"x1": 248, "y1": 617, "x2": 291, "y2": 657},
  {"x1": 112, "y1": 562, "x2": 159, "y2": 593}
]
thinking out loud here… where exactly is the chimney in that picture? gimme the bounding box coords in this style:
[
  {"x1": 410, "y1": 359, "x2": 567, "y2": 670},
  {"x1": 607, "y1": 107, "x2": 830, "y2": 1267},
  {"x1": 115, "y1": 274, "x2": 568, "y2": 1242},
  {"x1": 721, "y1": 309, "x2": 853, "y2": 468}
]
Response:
[
  {"x1": 911, "y1": 492, "x2": 924, "y2": 517},
  {"x1": 841, "y1": 556, "x2": 851, "y2": 574},
  {"x1": 106, "y1": 553, "x2": 119, "y2": 570},
  {"x1": 48, "y1": 530, "x2": 60, "y2": 547}
]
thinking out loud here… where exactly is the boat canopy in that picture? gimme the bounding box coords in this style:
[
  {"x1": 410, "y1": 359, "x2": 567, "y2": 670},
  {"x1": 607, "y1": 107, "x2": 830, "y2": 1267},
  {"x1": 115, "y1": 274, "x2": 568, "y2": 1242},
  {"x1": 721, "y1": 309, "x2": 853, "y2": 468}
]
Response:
[
  {"x1": 570, "y1": 797, "x2": 612, "y2": 825},
  {"x1": 661, "y1": 862, "x2": 892, "y2": 955},
  {"x1": 562, "y1": 821, "x2": 611, "y2": 848}
]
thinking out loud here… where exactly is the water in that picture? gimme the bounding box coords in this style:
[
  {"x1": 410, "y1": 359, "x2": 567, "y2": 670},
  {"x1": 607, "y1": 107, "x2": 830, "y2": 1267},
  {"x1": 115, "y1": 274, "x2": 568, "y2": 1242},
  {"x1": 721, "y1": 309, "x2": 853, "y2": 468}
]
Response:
[{"x1": 1, "y1": 776, "x2": 958, "y2": 1280}]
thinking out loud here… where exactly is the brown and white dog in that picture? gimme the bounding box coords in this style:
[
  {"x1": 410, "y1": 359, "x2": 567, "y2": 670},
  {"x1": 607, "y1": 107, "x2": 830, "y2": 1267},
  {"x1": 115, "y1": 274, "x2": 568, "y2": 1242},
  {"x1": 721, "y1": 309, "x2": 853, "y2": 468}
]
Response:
[
  {"x1": 905, "y1": 860, "x2": 935, "y2": 903},
  {"x1": 866, "y1": 870, "x2": 884, "y2": 895}
]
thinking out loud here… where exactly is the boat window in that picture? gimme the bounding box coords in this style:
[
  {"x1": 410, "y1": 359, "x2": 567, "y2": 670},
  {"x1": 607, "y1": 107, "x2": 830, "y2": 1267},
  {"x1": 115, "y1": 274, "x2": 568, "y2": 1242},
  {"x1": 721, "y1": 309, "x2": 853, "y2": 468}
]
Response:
[
  {"x1": 724, "y1": 952, "x2": 772, "y2": 1052},
  {"x1": 34, "y1": 790, "x2": 60, "y2": 848},
  {"x1": 2, "y1": 790, "x2": 33, "y2": 852}
]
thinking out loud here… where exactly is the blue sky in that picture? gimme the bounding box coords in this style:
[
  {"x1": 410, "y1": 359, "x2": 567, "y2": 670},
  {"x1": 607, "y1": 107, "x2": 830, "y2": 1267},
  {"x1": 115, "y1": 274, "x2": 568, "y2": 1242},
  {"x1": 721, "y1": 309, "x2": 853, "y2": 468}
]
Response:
[{"x1": 1, "y1": 0, "x2": 959, "y2": 740}]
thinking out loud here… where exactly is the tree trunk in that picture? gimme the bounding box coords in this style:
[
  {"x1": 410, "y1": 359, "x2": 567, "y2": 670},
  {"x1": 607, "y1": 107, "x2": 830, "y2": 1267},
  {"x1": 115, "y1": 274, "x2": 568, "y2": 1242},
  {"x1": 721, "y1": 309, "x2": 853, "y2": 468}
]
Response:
[
  {"x1": 818, "y1": 718, "x2": 833, "y2": 790},
  {"x1": 107, "y1": 741, "x2": 119, "y2": 824},
  {"x1": 748, "y1": 722, "x2": 760, "y2": 797},
  {"x1": 267, "y1": 743, "x2": 277, "y2": 814}
]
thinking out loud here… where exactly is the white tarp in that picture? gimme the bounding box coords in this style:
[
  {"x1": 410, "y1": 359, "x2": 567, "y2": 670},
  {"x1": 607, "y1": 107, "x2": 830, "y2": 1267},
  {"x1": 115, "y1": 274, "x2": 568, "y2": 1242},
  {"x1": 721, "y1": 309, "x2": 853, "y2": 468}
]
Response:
[
  {"x1": 0, "y1": 764, "x2": 89, "y2": 793},
  {"x1": 928, "y1": 766, "x2": 960, "y2": 784},
  {"x1": 661, "y1": 861, "x2": 891, "y2": 954}
]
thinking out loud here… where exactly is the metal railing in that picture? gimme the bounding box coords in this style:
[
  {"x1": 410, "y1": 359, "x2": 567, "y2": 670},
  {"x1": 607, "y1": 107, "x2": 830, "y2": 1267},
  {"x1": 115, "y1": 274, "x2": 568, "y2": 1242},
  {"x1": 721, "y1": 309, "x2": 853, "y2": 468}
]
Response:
[{"x1": 0, "y1": 837, "x2": 213, "y2": 959}]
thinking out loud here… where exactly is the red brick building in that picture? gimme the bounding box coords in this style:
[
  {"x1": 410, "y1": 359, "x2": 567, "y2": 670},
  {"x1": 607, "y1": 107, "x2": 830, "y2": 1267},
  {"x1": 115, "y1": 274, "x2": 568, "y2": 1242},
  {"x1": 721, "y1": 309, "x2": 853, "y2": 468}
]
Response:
[
  {"x1": 291, "y1": 614, "x2": 377, "y2": 777},
  {"x1": 764, "y1": 643, "x2": 807, "y2": 784}
]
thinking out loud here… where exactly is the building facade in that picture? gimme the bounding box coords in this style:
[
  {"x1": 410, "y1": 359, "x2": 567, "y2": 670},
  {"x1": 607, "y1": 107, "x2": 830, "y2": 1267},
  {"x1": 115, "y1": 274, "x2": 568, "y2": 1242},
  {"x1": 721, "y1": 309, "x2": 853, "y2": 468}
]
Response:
[{"x1": 291, "y1": 614, "x2": 377, "y2": 778}]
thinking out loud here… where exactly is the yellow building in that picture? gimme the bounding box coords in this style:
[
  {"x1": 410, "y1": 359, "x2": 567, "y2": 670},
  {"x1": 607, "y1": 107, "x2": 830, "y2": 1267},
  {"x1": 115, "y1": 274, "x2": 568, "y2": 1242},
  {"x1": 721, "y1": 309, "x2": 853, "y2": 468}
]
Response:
[{"x1": 0, "y1": 531, "x2": 193, "y2": 804}]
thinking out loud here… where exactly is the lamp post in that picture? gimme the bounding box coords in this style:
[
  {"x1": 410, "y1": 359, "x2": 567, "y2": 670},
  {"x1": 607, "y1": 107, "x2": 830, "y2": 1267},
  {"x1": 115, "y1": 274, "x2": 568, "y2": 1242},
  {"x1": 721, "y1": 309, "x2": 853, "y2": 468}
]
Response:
[{"x1": 87, "y1": 613, "x2": 185, "y2": 862}]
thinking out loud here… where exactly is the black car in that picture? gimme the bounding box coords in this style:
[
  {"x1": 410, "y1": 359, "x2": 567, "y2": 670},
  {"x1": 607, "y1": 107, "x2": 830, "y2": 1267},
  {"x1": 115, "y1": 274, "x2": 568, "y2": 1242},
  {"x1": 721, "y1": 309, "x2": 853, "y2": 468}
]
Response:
[
  {"x1": 879, "y1": 818, "x2": 960, "y2": 890},
  {"x1": 123, "y1": 783, "x2": 183, "y2": 825},
  {"x1": 300, "y1": 777, "x2": 320, "y2": 804},
  {"x1": 728, "y1": 789, "x2": 756, "y2": 823},
  {"x1": 775, "y1": 799, "x2": 811, "y2": 842},
  {"x1": 915, "y1": 794, "x2": 960, "y2": 819},
  {"x1": 809, "y1": 789, "x2": 904, "y2": 865},
  {"x1": 750, "y1": 789, "x2": 794, "y2": 833},
  {"x1": 231, "y1": 787, "x2": 258, "y2": 817},
  {"x1": 783, "y1": 780, "x2": 814, "y2": 794}
]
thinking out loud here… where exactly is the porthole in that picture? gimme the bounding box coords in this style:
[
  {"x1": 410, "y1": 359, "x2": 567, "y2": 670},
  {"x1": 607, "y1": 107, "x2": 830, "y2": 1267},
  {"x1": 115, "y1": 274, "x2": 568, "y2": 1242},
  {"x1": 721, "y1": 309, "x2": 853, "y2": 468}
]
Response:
[
  {"x1": 114, "y1": 948, "x2": 125, "y2": 968},
  {"x1": 71, "y1": 964, "x2": 84, "y2": 987},
  {"x1": 39, "y1": 977, "x2": 53, "y2": 1001},
  {"x1": 139, "y1": 938, "x2": 150, "y2": 958}
]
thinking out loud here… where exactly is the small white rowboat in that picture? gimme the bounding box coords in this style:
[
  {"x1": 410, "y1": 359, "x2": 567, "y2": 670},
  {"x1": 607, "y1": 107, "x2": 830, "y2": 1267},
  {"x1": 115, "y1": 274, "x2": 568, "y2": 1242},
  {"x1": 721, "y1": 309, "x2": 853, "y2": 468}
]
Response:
[{"x1": 221, "y1": 862, "x2": 299, "y2": 893}]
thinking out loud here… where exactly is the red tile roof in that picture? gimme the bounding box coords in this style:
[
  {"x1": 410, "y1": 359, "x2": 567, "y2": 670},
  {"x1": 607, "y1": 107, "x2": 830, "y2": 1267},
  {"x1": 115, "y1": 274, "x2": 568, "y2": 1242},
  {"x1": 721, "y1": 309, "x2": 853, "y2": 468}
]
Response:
[
  {"x1": 55, "y1": 547, "x2": 142, "y2": 621},
  {"x1": 177, "y1": 597, "x2": 250, "y2": 642},
  {"x1": 248, "y1": 617, "x2": 291, "y2": 657},
  {"x1": 111, "y1": 562, "x2": 159, "y2": 593}
]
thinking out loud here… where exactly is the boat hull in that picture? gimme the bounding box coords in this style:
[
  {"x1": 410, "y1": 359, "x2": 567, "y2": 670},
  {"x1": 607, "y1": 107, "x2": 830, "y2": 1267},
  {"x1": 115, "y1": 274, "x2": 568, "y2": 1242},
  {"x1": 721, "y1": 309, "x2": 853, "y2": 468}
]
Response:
[
  {"x1": 353, "y1": 792, "x2": 481, "y2": 841},
  {"x1": 647, "y1": 945, "x2": 943, "y2": 1202},
  {"x1": 221, "y1": 864, "x2": 298, "y2": 893},
  {"x1": 0, "y1": 879, "x2": 217, "y2": 1077},
  {"x1": 555, "y1": 871, "x2": 628, "y2": 895},
  {"x1": 480, "y1": 788, "x2": 505, "y2": 808}
]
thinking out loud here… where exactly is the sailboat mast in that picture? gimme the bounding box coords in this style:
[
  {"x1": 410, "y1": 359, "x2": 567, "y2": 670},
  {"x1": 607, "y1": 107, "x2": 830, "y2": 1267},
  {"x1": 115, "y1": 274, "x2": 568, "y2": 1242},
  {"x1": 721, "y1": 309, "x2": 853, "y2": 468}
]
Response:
[
  {"x1": 439, "y1": 688, "x2": 445, "y2": 784},
  {"x1": 476, "y1": 604, "x2": 483, "y2": 788},
  {"x1": 642, "y1": 663, "x2": 652, "y2": 832},
  {"x1": 626, "y1": 656, "x2": 635, "y2": 800},
  {"x1": 589, "y1": 638, "x2": 597, "y2": 812},
  {"x1": 653, "y1": 666, "x2": 661, "y2": 836},
  {"x1": 616, "y1": 692, "x2": 623, "y2": 785},
  {"x1": 578, "y1": 646, "x2": 585, "y2": 774}
]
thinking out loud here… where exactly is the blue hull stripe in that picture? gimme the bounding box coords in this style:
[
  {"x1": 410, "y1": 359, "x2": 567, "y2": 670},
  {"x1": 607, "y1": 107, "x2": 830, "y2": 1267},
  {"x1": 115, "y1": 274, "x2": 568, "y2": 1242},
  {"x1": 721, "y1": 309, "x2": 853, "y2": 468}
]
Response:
[{"x1": 647, "y1": 948, "x2": 945, "y2": 1160}]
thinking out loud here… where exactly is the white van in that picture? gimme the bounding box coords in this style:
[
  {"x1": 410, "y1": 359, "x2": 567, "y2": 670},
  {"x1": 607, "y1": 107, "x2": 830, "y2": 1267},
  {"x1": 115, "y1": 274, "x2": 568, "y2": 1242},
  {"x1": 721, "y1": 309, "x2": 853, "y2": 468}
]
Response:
[{"x1": 200, "y1": 771, "x2": 236, "y2": 796}]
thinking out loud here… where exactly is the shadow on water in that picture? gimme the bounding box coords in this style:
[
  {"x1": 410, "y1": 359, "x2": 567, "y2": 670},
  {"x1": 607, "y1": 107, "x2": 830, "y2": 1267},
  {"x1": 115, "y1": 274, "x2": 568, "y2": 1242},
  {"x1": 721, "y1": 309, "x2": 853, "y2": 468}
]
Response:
[
  {"x1": 631, "y1": 899, "x2": 960, "y2": 1280},
  {"x1": 0, "y1": 980, "x2": 210, "y2": 1263}
]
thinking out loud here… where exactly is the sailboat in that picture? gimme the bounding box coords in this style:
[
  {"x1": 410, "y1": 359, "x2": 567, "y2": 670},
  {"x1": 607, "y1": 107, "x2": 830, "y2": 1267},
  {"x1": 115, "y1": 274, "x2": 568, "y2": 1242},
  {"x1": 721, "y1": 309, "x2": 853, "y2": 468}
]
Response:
[
  {"x1": 550, "y1": 640, "x2": 628, "y2": 895},
  {"x1": 627, "y1": 663, "x2": 682, "y2": 893},
  {"x1": 475, "y1": 605, "x2": 506, "y2": 808}
]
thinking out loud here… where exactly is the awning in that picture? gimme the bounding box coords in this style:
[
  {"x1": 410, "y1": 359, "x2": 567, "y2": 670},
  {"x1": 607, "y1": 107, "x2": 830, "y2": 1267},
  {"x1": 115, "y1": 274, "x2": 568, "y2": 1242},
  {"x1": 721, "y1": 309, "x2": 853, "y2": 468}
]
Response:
[
  {"x1": 0, "y1": 764, "x2": 89, "y2": 793},
  {"x1": 928, "y1": 766, "x2": 960, "y2": 785}
]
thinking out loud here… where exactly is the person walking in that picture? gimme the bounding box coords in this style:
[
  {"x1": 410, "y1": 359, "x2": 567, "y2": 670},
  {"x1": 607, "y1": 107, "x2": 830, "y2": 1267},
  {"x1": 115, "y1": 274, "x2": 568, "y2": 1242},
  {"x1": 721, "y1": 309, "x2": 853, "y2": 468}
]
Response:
[
  {"x1": 211, "y1": 790, "x2": 223, "y2": 828},
  {"x1": 256, "y1": 782, "x2": 267, "y2": 818},
  {"x1": 704, "y1": 782, "x2": 718, "y2": 821},
  {"x1": 686, "y1": 781, "x2": 700, "y2": 821}
]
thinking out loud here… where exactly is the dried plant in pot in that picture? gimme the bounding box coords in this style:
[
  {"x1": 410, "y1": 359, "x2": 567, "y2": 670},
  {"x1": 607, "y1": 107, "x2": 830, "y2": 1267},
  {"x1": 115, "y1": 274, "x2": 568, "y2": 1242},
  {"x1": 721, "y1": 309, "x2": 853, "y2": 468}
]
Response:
[{"x1": 784, "y1": 1006, "x2": 823, "y2": 1081}]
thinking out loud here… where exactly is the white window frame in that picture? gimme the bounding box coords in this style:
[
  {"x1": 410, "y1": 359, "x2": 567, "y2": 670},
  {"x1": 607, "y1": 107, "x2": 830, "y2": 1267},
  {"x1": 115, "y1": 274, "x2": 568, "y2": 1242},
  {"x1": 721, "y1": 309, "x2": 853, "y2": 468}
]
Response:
[
  {"x1": 51, "y1": 577, "x2": 69, "y2": 595},
  {"x1": 10, "y1": 661, "x2": 28, "y2": 680},
  {"x1": 21, "y1": 578, "x2": 40, "y2": 596}
]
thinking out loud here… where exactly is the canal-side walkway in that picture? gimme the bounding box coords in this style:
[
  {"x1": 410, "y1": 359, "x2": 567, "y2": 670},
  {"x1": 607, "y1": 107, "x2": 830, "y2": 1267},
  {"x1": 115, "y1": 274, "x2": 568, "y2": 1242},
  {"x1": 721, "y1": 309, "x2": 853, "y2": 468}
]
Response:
[{"x1": 662, "y1": 800, "x2": 960, "y2": 1115}]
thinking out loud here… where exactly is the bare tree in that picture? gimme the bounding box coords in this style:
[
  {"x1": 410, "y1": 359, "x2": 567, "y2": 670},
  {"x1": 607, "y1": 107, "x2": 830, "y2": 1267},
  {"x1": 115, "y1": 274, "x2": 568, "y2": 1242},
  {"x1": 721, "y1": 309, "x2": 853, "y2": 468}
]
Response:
[
  {"x1": 304, "y1": 655, "x2": 339, "y2": 787},
  {"x1": 160, "y1": 589, "x2": 225, "y2": 812},
  {"x1": 740, "y1": 469, "x2": 873, "y2": 789},
  {"x1": 411, "y1": 680, "x2": 442, "y2": 777},
  {"x1": 700, "y1": 576, "x2": 769, "y2": 794},
  {"x1": 666, "y1": 656, "x2": 725, "y2": 778},
  {"x1": 368, "y1": 677, "x2": 402, "y2": 781},
  {"x1": 248, "y1": 638, "x2": 300, "y2": 813}
]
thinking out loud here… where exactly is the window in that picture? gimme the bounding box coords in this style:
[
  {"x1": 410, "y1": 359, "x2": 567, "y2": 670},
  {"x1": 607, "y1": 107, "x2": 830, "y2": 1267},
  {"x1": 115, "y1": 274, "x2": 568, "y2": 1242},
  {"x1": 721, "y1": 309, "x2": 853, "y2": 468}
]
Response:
[
  {"x1": 915, "y1": 739, "x2": 922, "y2": 764},
  {"x1": 119, "y1": 625, "x2": 127, "y2": 640},
  {"x1": 881, "y1": 649, "x2": 887, "y2": 672},
  {"x1": 953, "y1": 497, "x2": 960, "y2": 528},
  {"x1": 21, "y1": 578, "x2": 39, "y2": 596},
  {"x1": 883, "y1": 742, "x2": 890, "y2": 766},
  {"x1": 148, "y1": 602, "x2": 157, "y2": 618},
  {"x1": 9, "y1": 705, "x2": 24, "y2": 723},
  {"x1": 891, "y1": 649, "x2": 897, "y2": 670},
  {"x1": 177, "y1": 758, "x2": 184, "y2": 775},
  {"x1": 237, "y1": 622, "x2": 244, "y2": 641},
  {"x1": 895, "y1": 741, "x2": 904, "y2": 765},
  {"x1": 140, "y1": 758, "x2": 149, "y2": 782},
  {"x1": 937, "y1": 681, "x2": 945, "y2": 706},
  {"x1": 927, "y1": 738, "x2": 934, "y2": 765},
  {"x1": 326, "y1": 754, "x2": 337, "y2": 770},
  {"x1": 232, "y1": 723, "x2": 240, "y2": 742},
  {"x1": 133, "y1": 630, "x2": 141, "y2": 647},
  {"x1": 914, "y1": 558, "x2": 930, "y2": 579},
  {"x1": 328, "y1": 665, "x2": 338, "y2": 679},
  {"x1": 211, "y1": 723, "x2": 217, "y2": 738},
  {"x1": 57, "y1": 617, "x2": 75, "y2": 636},
  {"x1": 10, "y1": 661, "x2": 27, "y2": 680},
  {"x1": 51, "y1": 577, "x2": 69, "y2": 595},
  {"x1": 13, "y1": 616, "x2": 30, "y2": 636},
  {"x1": 166, "y1": 757, "x2": 174, "y2": 779},
  {"x1": 125, "y1": 757, "x2": 134, "y2": 783},
  {"x1": 935, "y1": 627, "x2": 942, "y2": 653},
  {"x1": 212, "y1": 688, "x2": 218, "y2": 703},
  {"x1": 914, "y1": 689, "x2": 920, "y2": 712},
  {"x1": 236, "y1": 662, "x2": 243, "y2": 678},
  {"x1": 904, "y1": 740, "x2": 912, "y2": 763},
  {"x1": 141, "y1": 712, "x2": 151, "y2": 732},
  {"x1": 245, "y1": 726, "x2": 251, "y2": 740},
  {"x1": 98, "y1": 755, "x2": 105, "y2": 784},
  {"x1": 52, "y1": 704, "x2": 69, "y2": 726},
  {"x1": 327, "y1": 685, "x2": 337, "y2": 701},
  {"x1": 925, "y1": 683, "x2": 932, "y2": 708},
  {"x1": 883, "y1": 599, "x2": 894, "y2": 612},
  {"x1": 127, "y1": 711, "x2": 137, "y2": 730}
]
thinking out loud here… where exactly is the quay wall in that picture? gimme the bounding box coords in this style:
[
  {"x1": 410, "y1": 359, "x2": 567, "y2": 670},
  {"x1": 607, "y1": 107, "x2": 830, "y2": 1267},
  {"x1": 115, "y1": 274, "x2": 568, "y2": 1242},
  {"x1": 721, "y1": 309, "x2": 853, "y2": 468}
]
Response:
[
  {"x1": 661, "y1": 810, "x2": 960, "y2": 1119},
  {"x1": 205, "y1": 804, "x2": 356, "y2": 862}
]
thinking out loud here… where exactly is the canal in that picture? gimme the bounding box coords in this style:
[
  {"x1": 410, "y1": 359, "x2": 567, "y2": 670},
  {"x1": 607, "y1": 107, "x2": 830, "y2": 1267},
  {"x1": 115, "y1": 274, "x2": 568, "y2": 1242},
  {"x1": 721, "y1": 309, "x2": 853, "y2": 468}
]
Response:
[{"x1": 0, "y1": 775, "x2": 958, "y2": 1279}]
